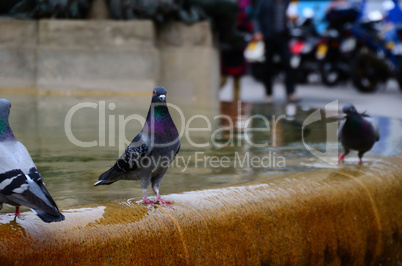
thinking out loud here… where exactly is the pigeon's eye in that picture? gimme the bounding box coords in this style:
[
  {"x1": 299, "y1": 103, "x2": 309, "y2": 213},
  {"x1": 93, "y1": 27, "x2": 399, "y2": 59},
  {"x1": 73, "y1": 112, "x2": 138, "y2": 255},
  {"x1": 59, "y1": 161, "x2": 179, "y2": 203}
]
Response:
[{"x1": 153, "y1": 91, "x2": 157, "y2": 95}]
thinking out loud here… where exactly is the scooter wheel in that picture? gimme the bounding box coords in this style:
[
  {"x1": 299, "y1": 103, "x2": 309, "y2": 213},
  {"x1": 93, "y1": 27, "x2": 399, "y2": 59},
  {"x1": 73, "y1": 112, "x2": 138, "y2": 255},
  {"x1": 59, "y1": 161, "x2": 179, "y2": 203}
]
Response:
[
  {"x1": 351, "y1": 51, "x2": 383, "y2": 93},
  {"x1": 320, "y1": 62, "x2": 341, "y2": 87}
]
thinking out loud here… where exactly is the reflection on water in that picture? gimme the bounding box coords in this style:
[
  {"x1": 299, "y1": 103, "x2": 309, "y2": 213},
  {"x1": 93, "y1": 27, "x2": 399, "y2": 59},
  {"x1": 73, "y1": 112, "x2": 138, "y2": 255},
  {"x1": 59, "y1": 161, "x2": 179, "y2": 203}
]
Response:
[{"x1": 2, "y1": 94, "x2": 402, "y2": 210}]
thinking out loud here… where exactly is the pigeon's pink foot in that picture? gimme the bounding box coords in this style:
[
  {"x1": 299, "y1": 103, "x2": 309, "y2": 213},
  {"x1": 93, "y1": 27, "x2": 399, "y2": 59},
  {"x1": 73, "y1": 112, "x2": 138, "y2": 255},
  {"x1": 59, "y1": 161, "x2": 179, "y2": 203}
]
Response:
[
  {"x1": 338, "y1": 154, "x2": 345, "y2": 163},
  {"x1": 8, "y1": 206, "x2": 24, "y2": 217},
  {"x1": 6, "y1": 213, "x2": 23, "y2": 217},
  {"x1": 142, "y1": 197, "x2": 156, "y2": 206},
  {"x1": 358, "y1": 159, "x2": 363, "y2": 165},
  {"x1": 156, "y1": 197, "x2": 174, "y2": 209}
]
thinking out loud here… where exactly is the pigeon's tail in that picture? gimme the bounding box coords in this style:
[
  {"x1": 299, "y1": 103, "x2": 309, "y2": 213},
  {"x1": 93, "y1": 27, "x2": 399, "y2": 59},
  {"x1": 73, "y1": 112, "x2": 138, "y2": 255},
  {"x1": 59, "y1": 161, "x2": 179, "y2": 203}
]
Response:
[
  {"x1": 94, "y1": 167, "x2": 121, "y2": 186},
  {"x1": 31, "y1": 208, "x2": 65, "y2": 223},
  {"x1": 10, "y1": 172, "x2": 66, "y2": 223},
  {"x1": 94, "y1": 179, "x2": 112, "y2": 186},
  {"x1": 27, "y1": 188, "x2": 65, "y2": 223}
]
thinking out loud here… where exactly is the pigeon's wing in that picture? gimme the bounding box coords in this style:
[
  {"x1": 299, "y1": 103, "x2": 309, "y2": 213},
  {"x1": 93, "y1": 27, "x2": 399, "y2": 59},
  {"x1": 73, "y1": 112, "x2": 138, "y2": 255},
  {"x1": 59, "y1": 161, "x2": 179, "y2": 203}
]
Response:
[
  {"x1": 364, "y1": 116, "x2": 380, "y2": 141},
  {"x1": 337, "y1": 117, "x2": 346, "y2": 141},
  {"x1": 0, "y1": 169, "x2": 61, "y2": 217},
  {"x1": 95, "y1": 132, "x2": 153, "y2": 185},
  {"x1": 115, "y1": 132, "x2": 152, "y2": 173}
]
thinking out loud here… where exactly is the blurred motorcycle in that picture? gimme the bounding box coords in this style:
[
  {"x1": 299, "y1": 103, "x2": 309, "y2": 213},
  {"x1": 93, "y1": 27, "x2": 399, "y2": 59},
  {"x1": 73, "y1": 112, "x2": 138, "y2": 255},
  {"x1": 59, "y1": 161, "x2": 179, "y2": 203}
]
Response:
[
  {"x1": 289, "y1": 8, "x2": 320, "y2": 83},
  {"x1": 351, "y1": 10, "x2": 402, "y2": 93},
  {"x1": 316, "y1": 2, "x2": 360, "y2": 86}
]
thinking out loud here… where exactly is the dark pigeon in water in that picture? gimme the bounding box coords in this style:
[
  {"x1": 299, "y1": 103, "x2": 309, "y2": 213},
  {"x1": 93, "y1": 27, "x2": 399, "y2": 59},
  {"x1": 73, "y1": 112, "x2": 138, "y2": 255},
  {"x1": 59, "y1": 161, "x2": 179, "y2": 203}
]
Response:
[
  {"x1": 338, "y1": 104, "x2": 380, "y2": 164},
  {"x1": 95, "y1": 87, "x2": 180, "y2": 208},
  {"x1": 0, "y1": 99, "x2": 65, "y2": 222}
]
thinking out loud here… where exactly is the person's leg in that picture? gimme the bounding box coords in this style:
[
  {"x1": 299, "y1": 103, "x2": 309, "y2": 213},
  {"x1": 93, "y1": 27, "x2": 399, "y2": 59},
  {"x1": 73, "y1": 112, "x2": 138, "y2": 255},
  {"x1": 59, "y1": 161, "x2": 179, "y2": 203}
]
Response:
[
  {"x1": 280, "y1": 36, "x2": 295, "y2": 95},
  {"x1": 263, "y1": 38, "x2": 274, "y2": 98},
  {"x1": 281, "y1": 35, "x2": 300, "y2": 102}
]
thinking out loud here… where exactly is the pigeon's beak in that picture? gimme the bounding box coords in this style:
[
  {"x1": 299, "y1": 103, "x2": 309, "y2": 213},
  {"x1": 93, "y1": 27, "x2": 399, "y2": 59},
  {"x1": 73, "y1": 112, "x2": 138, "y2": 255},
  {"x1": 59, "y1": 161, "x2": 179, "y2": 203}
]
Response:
[{"x1": 158, "y1": 95, "x2": 166, "y2": 102}]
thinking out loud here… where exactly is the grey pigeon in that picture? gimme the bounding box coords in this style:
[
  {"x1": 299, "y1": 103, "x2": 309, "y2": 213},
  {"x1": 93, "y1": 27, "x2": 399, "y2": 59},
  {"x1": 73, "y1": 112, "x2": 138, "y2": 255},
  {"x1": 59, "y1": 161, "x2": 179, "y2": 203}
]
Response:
[
  {"x1": 95, "y1": 87, "x2": 180, "y2": 208},
  {"x1": 0, "y1": 99, "x2": 65, "y2": 222},
  {"x1": 338, "y1": 104, "x2": 380, "y2": 164}
]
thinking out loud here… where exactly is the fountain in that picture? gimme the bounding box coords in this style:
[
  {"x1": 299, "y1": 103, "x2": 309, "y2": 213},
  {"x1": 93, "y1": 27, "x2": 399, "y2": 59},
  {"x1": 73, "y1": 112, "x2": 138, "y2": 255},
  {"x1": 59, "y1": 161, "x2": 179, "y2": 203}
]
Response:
[{"x1": 0, "y1": 94, "x2": 400, "y2": 264}]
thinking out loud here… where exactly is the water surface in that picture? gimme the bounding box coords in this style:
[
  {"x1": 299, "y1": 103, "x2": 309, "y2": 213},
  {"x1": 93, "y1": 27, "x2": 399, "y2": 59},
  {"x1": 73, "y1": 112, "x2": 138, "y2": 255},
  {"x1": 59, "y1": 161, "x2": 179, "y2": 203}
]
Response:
[{"x1": 2, "y1": 94, "x2": 401, "y2": 210}]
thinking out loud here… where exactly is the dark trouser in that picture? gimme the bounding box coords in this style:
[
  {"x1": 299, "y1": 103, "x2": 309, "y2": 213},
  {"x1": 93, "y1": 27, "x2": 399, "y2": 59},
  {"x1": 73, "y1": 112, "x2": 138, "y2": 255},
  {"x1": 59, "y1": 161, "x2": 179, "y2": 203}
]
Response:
[{"x1": 263, "y1": 34, "x2": 295, "y2": 96}]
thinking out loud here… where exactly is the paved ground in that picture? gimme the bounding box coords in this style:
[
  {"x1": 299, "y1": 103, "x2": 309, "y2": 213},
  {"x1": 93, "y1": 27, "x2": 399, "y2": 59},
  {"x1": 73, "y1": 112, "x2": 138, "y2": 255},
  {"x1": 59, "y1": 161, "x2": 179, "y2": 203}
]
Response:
[{"x1": 219, "y1": 75, "x2": 402, "y2": 119}]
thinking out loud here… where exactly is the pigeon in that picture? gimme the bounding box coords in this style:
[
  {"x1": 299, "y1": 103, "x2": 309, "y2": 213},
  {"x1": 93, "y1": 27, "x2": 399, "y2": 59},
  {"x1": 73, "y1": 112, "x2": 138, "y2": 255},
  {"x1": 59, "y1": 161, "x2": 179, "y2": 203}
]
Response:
[
  {"x1": 95, "y1": 87, "x2": 180, "y2": 208},
  {"x1": 0, "y1": 99, "x2": 65, "y2": 222},
  {"x1": 338, "y1": 104, "x2": 380, "y2": 164}
]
